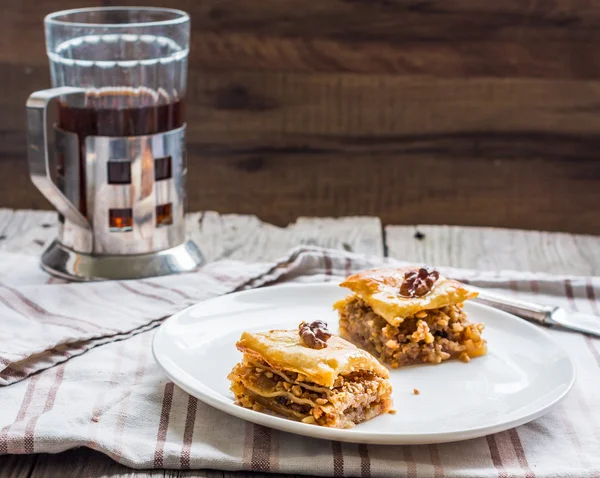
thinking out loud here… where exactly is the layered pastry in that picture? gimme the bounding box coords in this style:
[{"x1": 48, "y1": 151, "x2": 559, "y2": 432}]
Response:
[
  {"x1": 228, "y1": 321, "x2": 393, "y2": 428},
  {"x1": 335, "y1": 267, "x2": 487, "y2": 367}
]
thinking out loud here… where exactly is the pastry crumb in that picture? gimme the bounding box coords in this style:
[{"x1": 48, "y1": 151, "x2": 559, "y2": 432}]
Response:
[
  {"x1": 413, "y1": 388, "x2": 420, "y2": 395},
  {"x1": 388, "y1": 409, "x2": 397, "y2": 415}
]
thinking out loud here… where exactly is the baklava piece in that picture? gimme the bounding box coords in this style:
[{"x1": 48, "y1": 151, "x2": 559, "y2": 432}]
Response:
[
  {"x1": 335, "y1": 267, "x2": 487, "y2": 367},
  {"x1": 228, "y1": 321, "x2": 393, "y2": 428}
]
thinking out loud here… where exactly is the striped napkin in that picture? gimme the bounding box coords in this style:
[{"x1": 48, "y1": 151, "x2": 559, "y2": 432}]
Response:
[{"x1": 0, "y1": 246, "x2": 599, "y2": 477}]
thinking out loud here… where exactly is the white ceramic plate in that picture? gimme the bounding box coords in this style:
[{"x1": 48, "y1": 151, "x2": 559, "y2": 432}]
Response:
[{"x1": 153, "y1": 283, "x2": 575, "y2": 445}]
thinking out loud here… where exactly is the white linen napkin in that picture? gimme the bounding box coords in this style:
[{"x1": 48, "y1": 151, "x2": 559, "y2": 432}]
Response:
[{"x1": 0, "y1": 246, "x2": 599, "y2": 478}]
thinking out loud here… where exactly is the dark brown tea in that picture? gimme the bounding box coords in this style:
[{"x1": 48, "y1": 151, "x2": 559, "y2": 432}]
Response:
[{"x1": 56, "y1": 90, "x2": 185, "y2": 216}]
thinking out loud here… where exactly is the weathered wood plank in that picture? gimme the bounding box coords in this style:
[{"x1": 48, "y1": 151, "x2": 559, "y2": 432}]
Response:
[
  {"x1": 8, "y1": 0, "x2": 600, "y2": 79},
  {"x1": 26, "y1": 448, "x2": 218, "y2": 477},
  {"x1": 0, "y1": 454, "x2": 37, "y2": 478},
  {"x1": 29, "y1": 449, "x2": 157, "y2": 478},
  {"x1": 0, "y1": 447, "x2": 306, "y2": 478},
  {"x1": 8, "y1": 66, "x2": 600, "y2": 149},
  {"x1": 385, "y1": 224, "x2": 600, "y2": 275},
  {"x1": 4, "y1": 65, "x2": 600, "y2": 233},
  {"x1": 0, "y1": 210, "x2": 384, "y2": 259},
  {"x1": 0, "y1": 209, "x2": 15, "y2": 240},
  {"x1": 187, "y1": 151, "x2": 599, "y2": 235},
  {"x1": 0, "y1": 448, "x2": 306, "y2": 478},
  {"x1": 4, "y1": 5, "x2": 600, "y2": 235},
  {"x1": 7, "y1": 145, "x2": 599, "y2": 234},
  {"x1": 187, "y1": 212, "x2": 384, "y2": 262},
  {"x1": 2, "y1": 210, "x2": 597, "y2": 275},
  {"x1": 0, "y1": 210, "x2": 57, "y2": 254}
]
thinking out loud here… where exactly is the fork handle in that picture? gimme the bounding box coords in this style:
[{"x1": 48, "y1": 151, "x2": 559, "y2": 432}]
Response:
[{"x1": 470, "y1": 287, "x2": 558, "y2": 326}]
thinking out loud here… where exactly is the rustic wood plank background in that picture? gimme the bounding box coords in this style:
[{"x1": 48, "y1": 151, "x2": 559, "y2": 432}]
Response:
[{"x1": 1, "y1": 0, "x2": 600, "y2": 233}]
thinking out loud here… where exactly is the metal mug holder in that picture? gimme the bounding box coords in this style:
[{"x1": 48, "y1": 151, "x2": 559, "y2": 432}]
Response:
[{"x1": 26, "y1": 87, "x2": 203, "y2": 281}]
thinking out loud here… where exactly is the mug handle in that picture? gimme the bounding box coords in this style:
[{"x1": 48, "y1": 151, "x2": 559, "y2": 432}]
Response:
[{"x1": 26, "y1": 87, "x2": 90, "y2": 231}]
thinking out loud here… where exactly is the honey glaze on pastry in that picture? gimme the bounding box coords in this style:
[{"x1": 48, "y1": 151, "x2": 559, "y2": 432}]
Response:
[
  {"x1": 228, "y1": 323, "x2": 393, "y2": 428},
  {"x1": 335, "y1": 267, "x2": 487, "y2": 367}
]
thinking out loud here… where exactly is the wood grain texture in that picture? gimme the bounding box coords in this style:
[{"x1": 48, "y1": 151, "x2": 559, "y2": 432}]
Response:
[
  {"x1": 1, "y1": 0, "x2": 600, "y2": 233},
  {"x1": 29, "y1": 449, "x2": 167, "y2": 478},
  {"x1": 386, "y1": 224, "x2": 600, "y2": 275},
  {"x1": 0, "y1": 454, "x2": 37, "y2": 478},
  {"x1": 8, "y1": 0, "x2": 600, "y2": 78},
  {"x1": 0, "y1": 209, "x2": 57, "y2": 255},
  {"x1": 188, "y1": 211, "x2": 384, "y2": 262}
]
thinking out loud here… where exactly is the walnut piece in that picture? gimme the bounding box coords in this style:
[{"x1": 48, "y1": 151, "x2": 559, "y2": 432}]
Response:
[
  {"x1": 399, "y1": 267, "x2": 440, "y2": 298},
  {"x1": 299, "y1": 320, "x2": 332, "y2": 349}
]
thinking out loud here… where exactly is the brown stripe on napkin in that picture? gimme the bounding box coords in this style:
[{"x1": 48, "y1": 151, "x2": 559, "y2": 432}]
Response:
[
  {"x1": 0, "y1": 294, "x2": 88, "y2": 334},
  {"x1": 180, "y1": 395, "x2": 198, "y2": 469},
  {"x1": 585, "y1": 332, "x2": 600, "y2": 369},
  {"x1": 508, "y1": 429, "x2": 534, "y2": 478},
  {"x1": 586, "y1": 280, "x2": 600, "y2": 315},
  {"x1": 499, "y1": 282, "x2": 537, "y2": 477},
  {"x1": 1, "y1": 366, "x2": 31, "y2": 382},
  {"x1": 0, "y1": 372, "x2": 42, "y2": 453},
  {"x1": 117, "y1": 282, "x2": 178, "y2": 306},
  {"x1": 402, "y1": 446, "x2": 417, "y2": 478},
  {"x1": 428, "y1": 444, "x2": 444, "y2": 478},
  {"x1": 332, "y1": 441, "x2": 344, "y2": 477},
  {"x1": 358, "y1": 444, "x2": 371, "y2": 478},
  {"x1": 2, "y1": 346, "x2": 75, "y2": 382},
  {"x1": 243, "y1": 422, "x2": 253, "y2": 468},
  {"x1": 583, "y1": 280, "x2": 600, "y2": 369},
  {"x1": 486, "y1": 434, "x2": 508, "y2": 478},
  {"x1": 0, "y1": 285, "x2": 108, "y2": 332},
  {"x1": 506, "y1": 282, "x2": 535, "y2": 478},
  {"x1": 241, "y1": 420, "x2": 278, "y2": 473},
  {"x1": 154, "y1": 381, "x2": 175, "y2": 468},
  {"x1": 564, "y1": 279, "x2": 576, "y2": 308},
  {"x1": 250, "y1": 424, "x2": 272, "y2": 472},
  {"x1": 23, "y1": 363, "x2": 65, "y2": 453},
  {"x1": 141, "y1": 280, "x2": 196, "y2": 301}
]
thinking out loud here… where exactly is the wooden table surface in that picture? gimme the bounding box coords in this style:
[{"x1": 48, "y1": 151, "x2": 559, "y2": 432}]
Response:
[
  {"x1": 0, "y1": 209, "x2": 599, "y2": 478},
  {"x1": 4, "y1": 1, "x2": 600, "y2": 234}
]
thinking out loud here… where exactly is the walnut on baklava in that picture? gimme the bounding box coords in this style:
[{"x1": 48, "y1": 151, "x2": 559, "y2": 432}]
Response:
[
  {"x1": 228, "y1": 321, "x2": 393, "y2": 428},
  {"x1": 335, "y1": 267, "x2": 487, "y2": 367}
]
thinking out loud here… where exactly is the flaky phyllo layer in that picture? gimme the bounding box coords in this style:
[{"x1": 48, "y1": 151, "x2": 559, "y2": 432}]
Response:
[
  {"x1": 336, "y1": 296, "x2": 487, "y2": 368},
  {"x1": 228, "y1": 357, "x2": 393, "y2": 428}
]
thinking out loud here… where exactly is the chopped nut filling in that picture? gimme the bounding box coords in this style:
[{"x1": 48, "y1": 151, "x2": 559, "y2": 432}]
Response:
[
  {"x1": 338, "y1": 297, "x2": 486, "y2": 368},
  {"x1": 228, "y1": 358, "x2": 393, "y2": 428}
]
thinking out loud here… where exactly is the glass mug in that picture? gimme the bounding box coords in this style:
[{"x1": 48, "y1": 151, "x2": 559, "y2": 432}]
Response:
[{"x1": 26, "y1": 7, "x2": 203, "y2": 280}]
